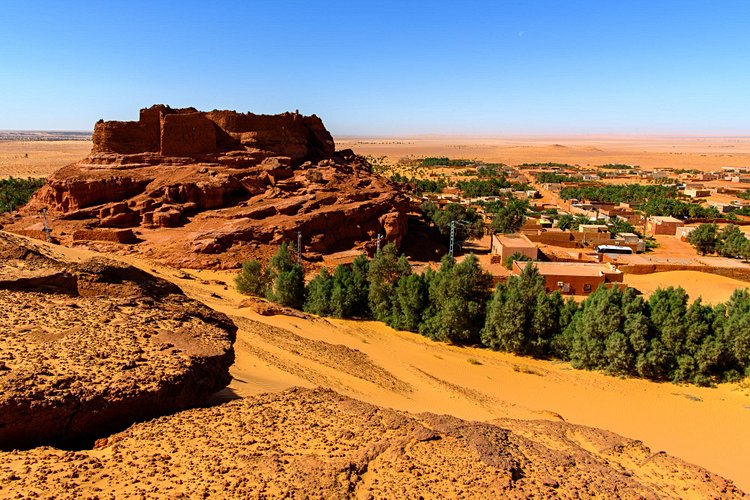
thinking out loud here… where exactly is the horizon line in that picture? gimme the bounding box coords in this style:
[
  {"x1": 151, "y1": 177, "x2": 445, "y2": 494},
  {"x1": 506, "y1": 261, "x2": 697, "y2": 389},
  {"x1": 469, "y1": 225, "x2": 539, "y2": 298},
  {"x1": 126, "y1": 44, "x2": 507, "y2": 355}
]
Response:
[{"x1": 3, "y1": 129, "x2": 750, "y2": 140}]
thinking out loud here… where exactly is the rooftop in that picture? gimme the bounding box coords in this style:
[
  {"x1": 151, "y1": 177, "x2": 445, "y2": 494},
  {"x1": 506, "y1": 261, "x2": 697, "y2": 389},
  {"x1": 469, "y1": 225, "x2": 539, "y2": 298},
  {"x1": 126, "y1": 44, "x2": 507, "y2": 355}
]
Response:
[
  {"x1": 514, "y1": 261, "x2": 622, "y2": 277},
  {"x1": 493, "y1": 234, "x2": 535, "y2": 248},
  {"x1": 650, "y1": 216, "x2": 683, "y2": 223}
]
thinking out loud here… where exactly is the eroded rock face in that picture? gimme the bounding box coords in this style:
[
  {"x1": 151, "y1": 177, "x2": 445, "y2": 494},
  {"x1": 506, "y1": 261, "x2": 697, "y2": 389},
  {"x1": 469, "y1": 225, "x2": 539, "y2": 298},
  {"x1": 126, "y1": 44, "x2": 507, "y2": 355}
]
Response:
[
  {"x1": 0, "y1": 387, "x2": 742, "y2": 498},
  {"x1": 0, "y1": 232, "x2": 236, "y2": 449},
  {"x1": 4, "y1": 106, "x2": 409, "y2": 267}
]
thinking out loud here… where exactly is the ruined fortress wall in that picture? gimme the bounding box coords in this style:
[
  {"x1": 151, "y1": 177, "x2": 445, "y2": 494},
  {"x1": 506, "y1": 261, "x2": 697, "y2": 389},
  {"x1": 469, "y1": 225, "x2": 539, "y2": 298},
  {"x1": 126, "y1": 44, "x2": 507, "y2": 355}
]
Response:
[
  {"x1": 91, "y1": 120, "x2": 160, "y2": 154},
  {"x1": 160, "y1": 113, "x2": 217, "y2": 156},
  {"x1": 206, "y1": 111, "x2": 335, "y2": 160},
  {"x1": 90, "y1": 105, "x2": 335, "y2": 160}
]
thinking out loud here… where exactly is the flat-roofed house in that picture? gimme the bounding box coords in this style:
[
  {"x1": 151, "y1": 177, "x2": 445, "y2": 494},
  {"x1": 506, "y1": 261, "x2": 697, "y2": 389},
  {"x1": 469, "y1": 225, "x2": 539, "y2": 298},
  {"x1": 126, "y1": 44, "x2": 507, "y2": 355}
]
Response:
[
  {"x1": 646, "y1": 216, "x2": 685, "y2": 236},
  {"x1": 578, "y1": 224, "x2": 609, "y2": 234},
  {"x1": 512, "y1": 261, "x2": 623, "y2": 295},
  {"x1": 708, "y1": 201, "x2": 738, "y2": 213},
  {"x1": 615, "y1": 232, "x2": 645, "y2": 252},
  {"x1": 491, "y1": 233, "x2": 538, "y2": 260},
  {"x1": 684, "y1": 187, "x2": 711, "y2": 198}
]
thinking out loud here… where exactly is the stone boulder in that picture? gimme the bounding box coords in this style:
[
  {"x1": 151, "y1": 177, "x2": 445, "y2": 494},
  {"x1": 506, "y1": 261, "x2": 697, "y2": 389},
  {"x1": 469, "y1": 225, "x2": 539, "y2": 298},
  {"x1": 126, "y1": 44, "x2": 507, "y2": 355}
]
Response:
[{"x1": 0, "y1": 232, "x2": 236, "y2": 449}]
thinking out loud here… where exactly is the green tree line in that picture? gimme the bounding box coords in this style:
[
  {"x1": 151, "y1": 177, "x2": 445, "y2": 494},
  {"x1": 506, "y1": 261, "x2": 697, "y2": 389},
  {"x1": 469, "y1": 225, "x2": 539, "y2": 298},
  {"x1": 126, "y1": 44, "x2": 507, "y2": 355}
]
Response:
[
  {"x1": 0, "y1": 176, "x2": 45, "y2": 213},
  {"x1": 518, "y1": 162, "x2": 576, "y2": 169},
  {"x1": 559, "y1": 184, "x2": 675, "y2": 204},
  {"x1": 390, "y1": 173, "x2": 446, "y2": 195},
  {"x1": 237, "y1": 244, "x2": 750, "y2": 386},
  {"x1": 455, "y1": 177, "x2": 512, "y2": 197},
  {"x1": 420, "y1": 157, "x2": 475, "y2": 167},
  {"x1": 687, "y1": 223, "x2": 750, "y2": 260},
  {"x1": 597, "y1": 163, "x2": 639, "y2": 170},
  {"x1": 535, "y1": 172, "x2": 582, "y2": 184}
]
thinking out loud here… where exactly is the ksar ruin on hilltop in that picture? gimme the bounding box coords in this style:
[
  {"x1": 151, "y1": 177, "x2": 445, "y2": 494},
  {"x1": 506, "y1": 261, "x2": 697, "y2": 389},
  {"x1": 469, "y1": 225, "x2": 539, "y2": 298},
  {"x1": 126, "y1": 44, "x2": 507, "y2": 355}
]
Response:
[{"x1": 3, "y1": 105, "x2": 409, "y2": 268}]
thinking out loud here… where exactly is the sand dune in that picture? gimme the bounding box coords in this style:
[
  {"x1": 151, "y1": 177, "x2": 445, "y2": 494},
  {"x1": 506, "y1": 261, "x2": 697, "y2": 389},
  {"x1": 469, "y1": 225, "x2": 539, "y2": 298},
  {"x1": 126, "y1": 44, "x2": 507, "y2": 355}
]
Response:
[
  {"x1": 625, "y1": 270, "x2": 750, "y2": 304},
  {"x1": 2, "y1": 135, "x2": 750, "y2": 181},
  {"x1": 168, "y1": 267, "x2": 750, "y2": 491},
  {"x1": 1, "y1": 235, "x2": 749, "y2": 492}
]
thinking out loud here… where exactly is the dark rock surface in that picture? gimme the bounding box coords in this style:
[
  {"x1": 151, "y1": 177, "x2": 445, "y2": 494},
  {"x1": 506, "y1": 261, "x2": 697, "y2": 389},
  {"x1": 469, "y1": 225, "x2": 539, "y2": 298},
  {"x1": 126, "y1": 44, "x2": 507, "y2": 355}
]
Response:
[{"x1": 0, "y1": 232, "x2": 236, "y2": 449}]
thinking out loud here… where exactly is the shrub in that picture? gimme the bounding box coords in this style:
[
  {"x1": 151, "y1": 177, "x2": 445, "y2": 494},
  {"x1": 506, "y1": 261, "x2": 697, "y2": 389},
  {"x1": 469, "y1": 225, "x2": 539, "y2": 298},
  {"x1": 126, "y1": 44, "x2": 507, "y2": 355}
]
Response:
[{"x1": 235, "y1": 259, "x2": 269, "y2": 297}]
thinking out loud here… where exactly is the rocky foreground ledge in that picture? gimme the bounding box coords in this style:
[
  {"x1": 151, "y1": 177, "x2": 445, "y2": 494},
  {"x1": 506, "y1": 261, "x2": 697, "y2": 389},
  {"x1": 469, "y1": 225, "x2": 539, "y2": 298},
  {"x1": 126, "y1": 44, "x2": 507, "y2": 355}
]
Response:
[
  {"x1": 0, "y1": 231, "x2": 236, "y2": 449},
  {"x1": 0, "y1": 387, "x2": 742, "y2": 498}
]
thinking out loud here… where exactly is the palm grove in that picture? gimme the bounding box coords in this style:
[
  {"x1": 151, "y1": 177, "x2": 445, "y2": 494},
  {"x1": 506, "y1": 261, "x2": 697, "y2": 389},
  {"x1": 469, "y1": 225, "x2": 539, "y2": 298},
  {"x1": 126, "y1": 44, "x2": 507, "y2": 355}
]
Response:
[{"x1": 237, "y1": 242, "x2": 750, "y2": 387}]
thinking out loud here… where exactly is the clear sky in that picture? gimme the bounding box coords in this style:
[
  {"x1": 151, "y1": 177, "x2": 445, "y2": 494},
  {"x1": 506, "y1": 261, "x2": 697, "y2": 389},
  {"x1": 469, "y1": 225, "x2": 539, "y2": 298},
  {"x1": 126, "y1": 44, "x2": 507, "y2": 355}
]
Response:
[{"x1": 1, "y1": 1, "x2": 748, "y2": 135}]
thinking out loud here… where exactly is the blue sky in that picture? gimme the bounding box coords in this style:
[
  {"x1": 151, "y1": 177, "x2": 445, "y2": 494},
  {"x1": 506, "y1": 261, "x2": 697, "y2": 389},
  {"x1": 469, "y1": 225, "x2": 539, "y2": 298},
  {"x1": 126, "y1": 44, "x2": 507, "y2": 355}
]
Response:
[{"x1": 1, "y1": 1, "x2": 748, "y2": 135}]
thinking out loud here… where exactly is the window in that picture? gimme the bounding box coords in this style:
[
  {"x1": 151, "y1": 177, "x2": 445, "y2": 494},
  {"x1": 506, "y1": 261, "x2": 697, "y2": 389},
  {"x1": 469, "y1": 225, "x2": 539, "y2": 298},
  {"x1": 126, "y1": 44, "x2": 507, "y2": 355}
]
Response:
[
  {"x1": 557, "y1": 281, "x2": 564, "y2": 287},
  {"x1": 583, "y1": 283, "x2": 592, "y2": 292}
]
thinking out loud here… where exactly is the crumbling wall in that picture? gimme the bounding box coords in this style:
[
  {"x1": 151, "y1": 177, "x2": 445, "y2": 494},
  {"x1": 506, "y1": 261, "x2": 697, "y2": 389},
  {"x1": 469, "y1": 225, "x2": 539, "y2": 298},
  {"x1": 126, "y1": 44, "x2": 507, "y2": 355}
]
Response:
[
  {"x1": 91, "y1": 105, "x2": 335, "y2": 161},
  {"x1": 160, "y1": 113, "x2": 217, "y2": 156}
]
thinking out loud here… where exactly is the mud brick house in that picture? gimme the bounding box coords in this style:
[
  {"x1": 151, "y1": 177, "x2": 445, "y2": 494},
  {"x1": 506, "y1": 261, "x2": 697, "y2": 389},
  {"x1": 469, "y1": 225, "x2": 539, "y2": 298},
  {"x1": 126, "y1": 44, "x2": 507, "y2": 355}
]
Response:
[
  {"x1": 646, "y1": 216, "x2": 685, "y2": 236},
  {"x1": 512, "y1": 261, "x2": 624, "y2": 295},
  {"x1": 490, "y1": 233, "x2": 538, "y2": 261}
]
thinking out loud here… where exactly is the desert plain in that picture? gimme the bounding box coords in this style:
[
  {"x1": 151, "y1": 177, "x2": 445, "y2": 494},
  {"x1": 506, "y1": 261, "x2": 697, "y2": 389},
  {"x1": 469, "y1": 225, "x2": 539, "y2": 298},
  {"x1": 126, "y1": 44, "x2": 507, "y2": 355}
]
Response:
[
  {"x1": 2, "y1": 133, "x2": 750, "y2": 496},
  {"x1": 337, "y1": 134, "x2": 750, "y2": 171},
  {"x1": 6, "y1": 134, "x2": 750, "y2": 180}
]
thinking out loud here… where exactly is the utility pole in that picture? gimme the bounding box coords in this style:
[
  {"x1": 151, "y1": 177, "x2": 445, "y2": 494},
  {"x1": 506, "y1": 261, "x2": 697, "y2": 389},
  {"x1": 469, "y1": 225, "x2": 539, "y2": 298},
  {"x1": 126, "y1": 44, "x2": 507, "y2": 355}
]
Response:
[
  {"x1": 297, "y1": 231, "x2": 303, "y2": 262},
  {"x1": 41, "y1": 208, "x2": 52, "y2": 243},
  {"x1": 376, "y1": 233, "x2": 382, "y2": 254},
  {"x1": 449, "y1": 221, "x2": 456, "y2": 258},
  {"x1": 449, "y1": 220, "x2": 471, "y2": 258}
]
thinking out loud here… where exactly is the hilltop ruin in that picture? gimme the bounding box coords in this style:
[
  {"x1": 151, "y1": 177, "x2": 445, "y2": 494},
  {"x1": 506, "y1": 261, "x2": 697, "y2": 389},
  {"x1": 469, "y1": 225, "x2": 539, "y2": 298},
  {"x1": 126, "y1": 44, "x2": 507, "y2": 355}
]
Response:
[{"x1": 3, "y1": 105, "x2": 409, "y2": 267}]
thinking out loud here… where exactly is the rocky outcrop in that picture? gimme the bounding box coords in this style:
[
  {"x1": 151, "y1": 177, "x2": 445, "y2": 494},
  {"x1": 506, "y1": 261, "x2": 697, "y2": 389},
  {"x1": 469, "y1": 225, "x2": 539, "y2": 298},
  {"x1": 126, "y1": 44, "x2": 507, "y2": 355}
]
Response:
[
  {"x1": 3, "y1": 106, "x2": 409, "y2": 267},
  {"x1": 0, "y1": 232, "x2": 236, "y2": 449},
  {"x1": 0, "y1": 387, "x2": 742, "y2": 498}
]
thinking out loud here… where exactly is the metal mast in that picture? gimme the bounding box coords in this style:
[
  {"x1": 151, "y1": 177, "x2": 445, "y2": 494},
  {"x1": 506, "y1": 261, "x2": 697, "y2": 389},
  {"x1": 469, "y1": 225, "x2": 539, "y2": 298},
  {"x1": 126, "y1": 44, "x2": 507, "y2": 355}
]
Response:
[
  {"x1": 297, "y1": 231, "x2": 303, "y2": 262},
  {"x1": 449, "y1": 221, "x2": 456, "y2": 257}
]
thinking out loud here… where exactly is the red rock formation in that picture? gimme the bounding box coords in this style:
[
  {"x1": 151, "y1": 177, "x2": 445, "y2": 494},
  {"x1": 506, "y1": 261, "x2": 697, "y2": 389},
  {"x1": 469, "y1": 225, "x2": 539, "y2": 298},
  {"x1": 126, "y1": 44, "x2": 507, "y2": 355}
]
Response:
[{"x1": 4, "y1": 106, "x2": 410, "y2": 267}]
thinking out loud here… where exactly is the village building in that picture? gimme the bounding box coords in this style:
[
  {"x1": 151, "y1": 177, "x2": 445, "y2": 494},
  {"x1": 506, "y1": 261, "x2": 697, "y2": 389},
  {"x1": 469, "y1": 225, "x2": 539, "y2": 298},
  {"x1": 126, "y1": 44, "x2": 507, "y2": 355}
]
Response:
[
  {"x1": 490, "y1": 234, "x2": 538, "y2": 261},
  {"x1": 676, "y1": 225, "x2": 698, "y2": 241},
  {"x1": 512, "y1": 261, "x2": 623, "y2": 295},
  {"x1": 646, "y1": 216, "x2": 685, "y2": 236},
  {"x1": 684, "y1": 187, "x2": 711, "y2": 198},
  {"x1": 708, "y1": 201, "x2": 737, "y2": 213},
  {"x1": 615, "y1": 232, "x2": 646, "y2": 252}
]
